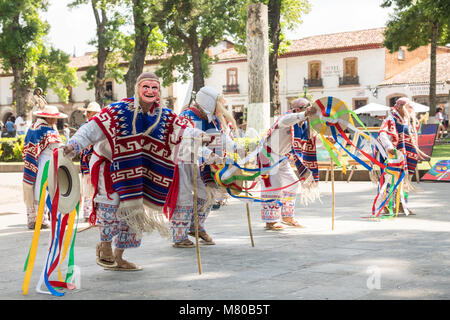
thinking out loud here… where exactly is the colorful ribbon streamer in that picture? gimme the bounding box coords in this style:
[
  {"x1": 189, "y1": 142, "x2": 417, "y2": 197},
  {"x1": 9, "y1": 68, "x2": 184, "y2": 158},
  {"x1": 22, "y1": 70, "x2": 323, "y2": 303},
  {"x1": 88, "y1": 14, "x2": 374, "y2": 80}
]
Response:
[{"x1": 23, "y1": 149, "x2": 80, "y2": 296}]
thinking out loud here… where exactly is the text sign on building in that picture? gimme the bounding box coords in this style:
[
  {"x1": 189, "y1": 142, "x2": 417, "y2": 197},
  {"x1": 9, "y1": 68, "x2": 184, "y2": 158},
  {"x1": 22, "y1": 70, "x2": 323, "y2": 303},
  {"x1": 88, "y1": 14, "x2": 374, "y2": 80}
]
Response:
[
  {"x1": 409, "y1": 84, "x2": 446, "y2": 96},
  {"x1": 322, "y1": 65, "x2": 341, "y2": 77}
]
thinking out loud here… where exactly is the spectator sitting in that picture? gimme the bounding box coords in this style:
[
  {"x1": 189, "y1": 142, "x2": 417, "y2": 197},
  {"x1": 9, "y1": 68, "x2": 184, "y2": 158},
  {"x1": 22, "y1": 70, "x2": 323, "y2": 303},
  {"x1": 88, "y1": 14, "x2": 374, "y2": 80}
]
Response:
[{"x1": 5, "y1": 117, "x2": 16, "y2": 137}]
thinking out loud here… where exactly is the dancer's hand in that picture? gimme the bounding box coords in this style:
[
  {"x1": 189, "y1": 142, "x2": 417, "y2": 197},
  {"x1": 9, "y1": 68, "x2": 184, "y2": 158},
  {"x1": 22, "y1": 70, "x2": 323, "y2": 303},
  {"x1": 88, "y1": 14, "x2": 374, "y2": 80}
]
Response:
[
  {"x1": 62, "y1": 144, "x2": 76, "y2": 159},
  {"x1": 325, "y1": 136, "x2": 335, "y2": 144},
  {"x1": 305, "y1": 106, "x2": 317, "y2": 117},
  {"x1": 387, "y1": 147, "x2": 396, "y2": 156}
]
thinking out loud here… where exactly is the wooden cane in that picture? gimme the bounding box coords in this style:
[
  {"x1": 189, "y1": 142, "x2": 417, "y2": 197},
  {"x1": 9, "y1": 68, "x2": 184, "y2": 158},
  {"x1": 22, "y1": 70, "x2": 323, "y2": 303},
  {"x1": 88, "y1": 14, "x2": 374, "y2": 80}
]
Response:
[
  {"x1": 330, "y1": 157, "x2": 335, "y2": 231},
  {"x1": 192, "y1": 139, "x2": 202, "y2": 275},
  {"x1": 245, "y1": 182, "x2": 255, "y2": 247}
]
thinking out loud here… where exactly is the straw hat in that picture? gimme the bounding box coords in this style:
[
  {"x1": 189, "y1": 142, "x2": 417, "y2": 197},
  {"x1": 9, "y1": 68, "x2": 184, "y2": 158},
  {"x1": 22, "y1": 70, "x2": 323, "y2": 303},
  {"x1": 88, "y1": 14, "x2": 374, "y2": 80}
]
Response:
[
  {"x1": 47, "y1": 148, "x2": 81, "y2": 214},
  {"x1": 78, "y1": 101, "x2": 102, "y2": 113},
  {"x1": 33, "y1": 105, "x2": 68, "y2": 119},
  {"x1": 309, "y1": 96, "x2": 350, "y2": 136}
]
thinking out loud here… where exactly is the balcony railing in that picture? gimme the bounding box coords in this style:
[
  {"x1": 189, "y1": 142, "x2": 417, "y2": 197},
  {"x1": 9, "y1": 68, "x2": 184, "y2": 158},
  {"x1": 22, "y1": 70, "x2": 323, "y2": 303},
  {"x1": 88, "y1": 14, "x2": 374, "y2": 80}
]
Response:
[
  {"x1": 304, "y1": 78, "x2": 323, "y2": 88},
  {"x1": 222, "y1": 84, "x2": 240, "y2": 94},
  {"x1": 339, "y1": 75, "x2": 359, "y2": 86}
]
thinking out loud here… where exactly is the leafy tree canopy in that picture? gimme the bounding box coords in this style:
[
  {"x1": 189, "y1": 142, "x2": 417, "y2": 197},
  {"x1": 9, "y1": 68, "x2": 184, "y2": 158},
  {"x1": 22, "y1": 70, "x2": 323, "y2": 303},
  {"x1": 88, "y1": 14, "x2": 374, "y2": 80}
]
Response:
[{"x1": 382, "y1": 0, "x2": 450, "y2": 52}]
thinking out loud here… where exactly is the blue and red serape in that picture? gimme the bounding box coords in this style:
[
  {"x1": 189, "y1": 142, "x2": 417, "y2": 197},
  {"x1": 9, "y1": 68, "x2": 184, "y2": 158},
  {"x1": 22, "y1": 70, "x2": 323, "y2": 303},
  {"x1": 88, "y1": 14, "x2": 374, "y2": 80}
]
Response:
[{"x1": 22, "y1": 120, "x2": 62, "y2": 186}]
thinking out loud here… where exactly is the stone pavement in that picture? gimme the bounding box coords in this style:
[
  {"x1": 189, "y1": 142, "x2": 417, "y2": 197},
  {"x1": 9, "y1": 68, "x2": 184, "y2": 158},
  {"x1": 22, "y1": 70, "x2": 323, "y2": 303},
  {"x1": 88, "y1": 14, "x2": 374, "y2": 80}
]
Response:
[{"x1": 0, "y1": 172, "x2": 449, "y2": 300}]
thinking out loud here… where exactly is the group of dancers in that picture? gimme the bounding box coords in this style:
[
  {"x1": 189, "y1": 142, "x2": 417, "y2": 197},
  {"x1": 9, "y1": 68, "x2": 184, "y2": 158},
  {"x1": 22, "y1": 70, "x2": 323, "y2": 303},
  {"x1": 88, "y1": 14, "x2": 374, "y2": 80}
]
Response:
[{"x1": 22, "y1": 71, "x2": 424, "y2": 271}]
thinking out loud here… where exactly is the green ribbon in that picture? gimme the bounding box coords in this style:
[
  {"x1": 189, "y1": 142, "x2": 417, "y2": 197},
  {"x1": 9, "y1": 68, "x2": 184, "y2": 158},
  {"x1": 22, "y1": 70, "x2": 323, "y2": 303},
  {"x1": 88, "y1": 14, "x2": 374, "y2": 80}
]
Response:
[
  {"x1": 65, "y1": 202, "x2": 80, "y2": 284},
  {"x1": 23, "y1": 160, "x2": 50, "y2": 271}
]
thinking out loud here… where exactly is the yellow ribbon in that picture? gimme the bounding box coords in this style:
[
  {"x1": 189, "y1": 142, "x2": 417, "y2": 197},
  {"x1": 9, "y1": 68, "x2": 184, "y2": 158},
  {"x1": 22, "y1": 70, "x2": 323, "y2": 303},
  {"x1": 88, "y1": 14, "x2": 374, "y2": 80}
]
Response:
[
  {"x1": 57, "y1": 206, "x2": 77, "y2": 282},
  {"x1": 22, "y1": 180, "x2": 48, "y2": 295}
]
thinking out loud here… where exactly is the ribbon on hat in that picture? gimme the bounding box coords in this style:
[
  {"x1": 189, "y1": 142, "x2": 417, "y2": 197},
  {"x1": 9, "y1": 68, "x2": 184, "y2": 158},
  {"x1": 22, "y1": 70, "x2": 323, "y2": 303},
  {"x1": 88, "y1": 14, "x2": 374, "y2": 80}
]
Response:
[{"x1": 22, "y1": 149, "x2": 80, "y2": 296}]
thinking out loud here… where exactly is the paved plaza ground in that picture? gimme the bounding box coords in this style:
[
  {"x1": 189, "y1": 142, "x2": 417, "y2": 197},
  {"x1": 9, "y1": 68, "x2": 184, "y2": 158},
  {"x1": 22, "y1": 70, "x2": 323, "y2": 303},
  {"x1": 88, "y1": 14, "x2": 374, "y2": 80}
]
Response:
[{"x1": 0, "y1": 172, "x2": 449, "y2": 300}]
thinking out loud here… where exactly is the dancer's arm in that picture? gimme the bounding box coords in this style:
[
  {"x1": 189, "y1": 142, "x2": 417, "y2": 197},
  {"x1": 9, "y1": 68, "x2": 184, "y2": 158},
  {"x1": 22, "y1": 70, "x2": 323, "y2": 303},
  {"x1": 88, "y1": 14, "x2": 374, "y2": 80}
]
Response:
[
  {"x1": 278, "y1": 106, "x2": 316, "y2": 128},
  {"x1": 62, "y1": 120, "x2": 106, "y2": 158}
]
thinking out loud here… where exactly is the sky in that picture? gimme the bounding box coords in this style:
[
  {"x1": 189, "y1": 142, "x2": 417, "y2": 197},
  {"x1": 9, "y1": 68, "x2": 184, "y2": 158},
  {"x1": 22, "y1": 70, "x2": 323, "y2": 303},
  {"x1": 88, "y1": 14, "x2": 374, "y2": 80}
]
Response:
[{"x1": 42, "y1": 0, "x2": 394, "y2": 57}]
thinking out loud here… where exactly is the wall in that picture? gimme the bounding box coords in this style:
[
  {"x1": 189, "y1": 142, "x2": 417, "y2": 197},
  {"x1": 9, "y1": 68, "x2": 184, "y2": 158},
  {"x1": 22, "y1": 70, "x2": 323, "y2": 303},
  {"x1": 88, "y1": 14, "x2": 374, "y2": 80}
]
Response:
[
  {"x1": 385, "y1": 46, "x2": 430, "y2": 80},
  {"x1": 206, "y1": 47, "x2": 387, "y2": 115}
]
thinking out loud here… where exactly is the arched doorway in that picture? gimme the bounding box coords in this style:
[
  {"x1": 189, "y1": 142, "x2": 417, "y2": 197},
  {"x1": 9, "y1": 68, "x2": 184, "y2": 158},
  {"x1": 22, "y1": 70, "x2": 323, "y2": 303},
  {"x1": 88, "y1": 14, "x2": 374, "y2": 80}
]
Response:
[
  {"x1": 0, "y1": 106, "x2": 15, "y2": 126},
  {"x1": 386, "y1": 93, "x2": 407, "y2": 107}
]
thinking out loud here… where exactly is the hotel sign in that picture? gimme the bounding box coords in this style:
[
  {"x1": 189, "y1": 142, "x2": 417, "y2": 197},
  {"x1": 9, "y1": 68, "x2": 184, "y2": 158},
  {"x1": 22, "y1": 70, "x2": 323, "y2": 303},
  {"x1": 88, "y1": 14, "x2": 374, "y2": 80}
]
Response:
[{"x1": 322, "y1": 65, "x2": 341, "y2": 77}]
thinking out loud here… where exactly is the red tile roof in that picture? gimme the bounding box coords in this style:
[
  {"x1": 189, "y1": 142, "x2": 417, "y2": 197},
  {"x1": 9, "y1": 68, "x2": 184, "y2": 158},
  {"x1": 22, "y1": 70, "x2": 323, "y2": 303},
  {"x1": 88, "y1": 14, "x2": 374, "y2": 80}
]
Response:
[
  {"x1": 288, "y1": 27, "x2": 385, "y2": 52},
  {"x1": 379, "y1": 52, "x2": 450, "y2": 86},
  {"x1": 214, "y1": 28, "x2": 386, "y2": 62}
]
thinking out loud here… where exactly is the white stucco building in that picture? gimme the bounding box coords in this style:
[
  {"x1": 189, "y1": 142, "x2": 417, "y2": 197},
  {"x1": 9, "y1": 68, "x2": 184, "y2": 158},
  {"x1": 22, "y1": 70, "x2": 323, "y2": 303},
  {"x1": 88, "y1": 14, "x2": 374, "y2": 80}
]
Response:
[
  {"x1": 1, "y1": 28, "x2": 449, "y2": 129},
  {"x1": 207, "y1": 28, "x2": 450, "y2": 127}
]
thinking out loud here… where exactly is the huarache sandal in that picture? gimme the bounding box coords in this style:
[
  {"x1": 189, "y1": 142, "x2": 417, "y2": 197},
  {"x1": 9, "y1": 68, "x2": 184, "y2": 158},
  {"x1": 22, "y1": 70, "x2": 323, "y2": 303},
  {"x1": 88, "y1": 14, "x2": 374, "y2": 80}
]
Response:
[
  {"x1": 265, "y1": 222, "x2": 285, "y2": 230},
  {"x1": 188, "y1": 231, "x2": 216, "y2": 245},
  {"x1": 103, "y1": 259, "x2": 142, "y2": 271},
  {"x1": 173, "y1": 239, "x2": 195, "y2": 248},
  {"x1": 281, "y1": 219, "x2": 305, "y2": 228},
  {"x1": 96, "y1": 242, "x2": 117, "y2": 268},
  {"x1": 103, "y1": 248, "x2": 142, "y2": 271}
]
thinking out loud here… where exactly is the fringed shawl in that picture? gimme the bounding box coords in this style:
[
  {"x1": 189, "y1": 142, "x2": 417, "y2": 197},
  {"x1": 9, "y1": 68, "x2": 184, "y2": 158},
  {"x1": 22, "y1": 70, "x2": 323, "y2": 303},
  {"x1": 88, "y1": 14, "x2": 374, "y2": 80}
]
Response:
[
  {"x1": 290, "y1": 120, "x2": 319, "y2": 182},
  {"x1": 22, "y1": 119, "x2": 62, "y2": 186},
  {"x1": 93, "y1": 98, "x2": 190, "y2": 226},
  {"x1": 377, "y1": 110, "x2": 418, "y2": 175}
]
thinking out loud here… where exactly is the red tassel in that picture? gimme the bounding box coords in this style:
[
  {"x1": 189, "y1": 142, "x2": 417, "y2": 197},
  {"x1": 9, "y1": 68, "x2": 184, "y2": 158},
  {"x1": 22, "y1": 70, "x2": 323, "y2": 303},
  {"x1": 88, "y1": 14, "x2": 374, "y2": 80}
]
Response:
[{"x1": 163, "y1": 164, "x2": 179, "y2": 221}]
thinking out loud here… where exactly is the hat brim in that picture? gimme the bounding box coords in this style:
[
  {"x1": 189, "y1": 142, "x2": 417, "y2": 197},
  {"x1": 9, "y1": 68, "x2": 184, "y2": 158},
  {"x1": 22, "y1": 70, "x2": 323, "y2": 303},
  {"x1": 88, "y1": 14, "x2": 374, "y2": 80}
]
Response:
[
  {"x1": 47, "y1": 149, "x2": 81, "y2": 214},
  {"x1": 33, "y1": 112, "x2": 68, "y2": 119}
]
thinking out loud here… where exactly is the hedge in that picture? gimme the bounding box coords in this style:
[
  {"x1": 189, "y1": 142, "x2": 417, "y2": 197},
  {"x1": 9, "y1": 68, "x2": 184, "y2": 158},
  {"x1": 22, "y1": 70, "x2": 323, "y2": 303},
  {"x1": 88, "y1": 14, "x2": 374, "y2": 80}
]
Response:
[{"x1": 0, "y1": 133, "x2": 68, "y2": 162}]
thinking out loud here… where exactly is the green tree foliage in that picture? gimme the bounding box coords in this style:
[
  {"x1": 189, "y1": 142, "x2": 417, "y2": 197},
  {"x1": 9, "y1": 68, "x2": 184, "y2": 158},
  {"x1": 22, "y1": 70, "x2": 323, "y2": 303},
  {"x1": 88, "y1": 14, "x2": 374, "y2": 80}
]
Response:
[
  {"x1": 382, "y1": 0, "x2": 450, "y2": 115},
  {"x1": 35, "y1": 47, "x2": 78, "y2": 103},
  {"x1": 0, "y1": 1, "x2": 78, "y2": 115},
  {"x1": 0, "y1": 1, "x2": 47, "y2": 115},
  {"x1": 154, "y1": 0, "x2": 244, "y2": 93},
  {"x1": 122, "y1": 0, "x2": 166, "y2": 97},
  {"x1": 69, "y1": 0, "x2": 127, "y2": 105}
]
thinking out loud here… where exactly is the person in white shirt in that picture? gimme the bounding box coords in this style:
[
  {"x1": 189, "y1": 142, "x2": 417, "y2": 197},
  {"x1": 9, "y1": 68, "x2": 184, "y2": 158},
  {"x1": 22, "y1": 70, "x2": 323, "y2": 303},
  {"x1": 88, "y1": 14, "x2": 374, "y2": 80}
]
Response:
[
  {"x1": 15, "y1": 114, "x2": 27, "y2": 136},
  {"x1": 436, "y1": 107, "x2": 445, "y2": 140}
]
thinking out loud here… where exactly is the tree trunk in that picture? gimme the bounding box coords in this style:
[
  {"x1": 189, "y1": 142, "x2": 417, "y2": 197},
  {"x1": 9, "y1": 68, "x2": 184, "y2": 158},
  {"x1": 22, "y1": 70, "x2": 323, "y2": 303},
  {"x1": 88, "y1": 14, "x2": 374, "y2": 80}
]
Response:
[
  {"x1": 95, "y1": 46, "x2": 107, "y2": 105},
  {"x1": 12, "y1": 67, "x2": 31, "y2": 116},
  {"x1": 246, "y1": 3, "x2": 270, "y2": 133},
  {"x1": 190, "y1": 37, "x2": 205, "y2": 93},
  {"x1": 92, "y1": 2, "x2": 108, "y2": 106},
  {"x1": 429, "y1": 21, "x2": 438, "y2": 116},
  {"x1": 125, "y1": 0, "x2": 151, "y2": 97},
  {"x1": 268, "y1": 0, "x2": 282, "y2": 117}
]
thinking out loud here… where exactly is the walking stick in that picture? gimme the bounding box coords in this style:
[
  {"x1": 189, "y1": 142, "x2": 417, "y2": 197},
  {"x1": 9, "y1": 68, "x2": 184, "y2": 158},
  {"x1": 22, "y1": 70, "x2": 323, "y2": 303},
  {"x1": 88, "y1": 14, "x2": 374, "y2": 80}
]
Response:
[
  {"x1": 330, "y1": 157, "x2": 335, "y2": 231},
  {"x1": 245, "y1": 181, "x2": 255, "y2": 247},
  {"x1": 193, "y1": 139, "x2": 202, "y2": 275}
]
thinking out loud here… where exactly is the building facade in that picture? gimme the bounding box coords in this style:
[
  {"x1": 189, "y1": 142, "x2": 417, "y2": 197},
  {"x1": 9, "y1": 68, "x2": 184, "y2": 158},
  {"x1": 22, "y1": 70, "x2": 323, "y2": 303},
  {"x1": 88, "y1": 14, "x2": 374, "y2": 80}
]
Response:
[{"x1": 1, "y1": 29, "x2": 449, "y2": 129}]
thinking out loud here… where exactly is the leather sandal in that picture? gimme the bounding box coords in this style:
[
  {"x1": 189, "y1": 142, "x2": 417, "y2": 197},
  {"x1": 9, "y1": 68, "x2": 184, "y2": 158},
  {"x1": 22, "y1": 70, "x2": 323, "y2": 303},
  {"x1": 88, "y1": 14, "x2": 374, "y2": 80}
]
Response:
[
  {"x1": 281, "y1": 218, "x2": 305, "y2": 228},
  {"x1": 188, "y1": 231, "x2": 216, "y2": 245},
  {"x1": 265, "y1": 222, "x2": 285, "y2": 230},
  {"x1": 103, "y1": 256, "x2": 142, "y2": 272},
  {"x1": 173, "y1": 239, "x2": 195, "y2": 248},
  {"x1": 96, "y1": 242, "x2": 117, "y2": 268}
]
